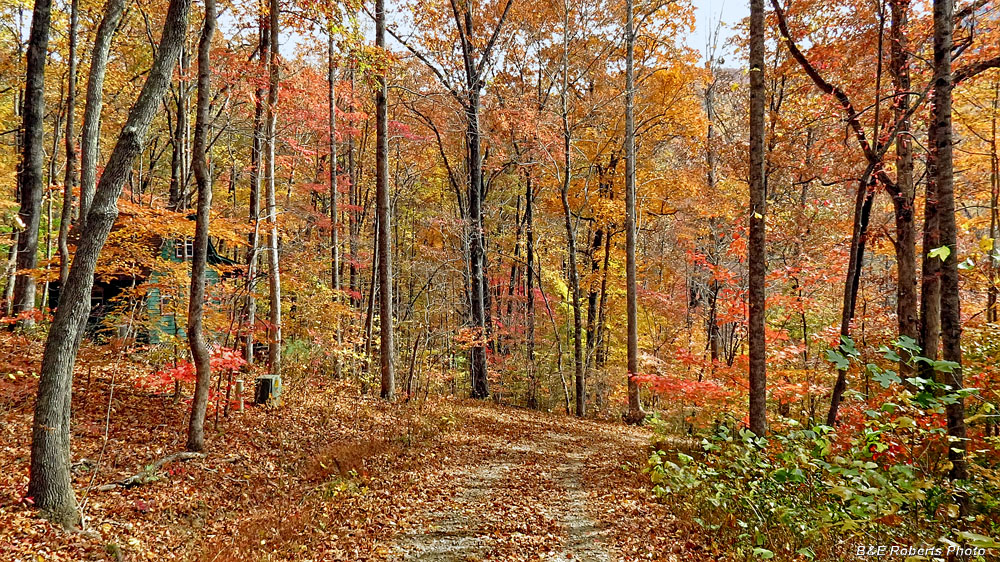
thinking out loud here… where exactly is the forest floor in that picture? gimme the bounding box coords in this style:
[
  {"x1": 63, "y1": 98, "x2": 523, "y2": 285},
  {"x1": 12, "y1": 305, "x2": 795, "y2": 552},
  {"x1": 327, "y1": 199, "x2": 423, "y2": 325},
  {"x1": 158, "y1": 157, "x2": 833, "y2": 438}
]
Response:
[{"x1": 0, "y1": 340, "x2": 709, "y2": 561}]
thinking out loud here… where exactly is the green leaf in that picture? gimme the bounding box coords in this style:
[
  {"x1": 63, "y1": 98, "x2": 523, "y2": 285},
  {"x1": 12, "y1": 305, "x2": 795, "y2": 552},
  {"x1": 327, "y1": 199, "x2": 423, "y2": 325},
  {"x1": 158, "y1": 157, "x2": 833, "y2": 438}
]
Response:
[
  {"x1": 894, "y1": 335, "x2": 921, "y2": 354},
  {"x1": 957, "y1": 257, "x2": 975, "y2": 270},
  {"x1": 840, "y1": 336, "x2": 859, "y2": 357},
  {"x1": 753, "y1": 548, "x2": 775, "y2": 559},
  {"x1": 825, "y1": 349, "x2": 850, "y2": 371},
  {"x1": 932, "y1": 360, "x2": 960, "y2": 373},
  {"x1": 873, "y1": 369, "x2": 901, "y2": 388},
  {"x1": 796, "y1": 547, "x2": 816, "y2": 560},
  {"x1": 928, "y1": 245, "x2": 951, "y2": 261},
  {"x1": 956, "y1": 531, "x2": 1000, "y2": 549}
]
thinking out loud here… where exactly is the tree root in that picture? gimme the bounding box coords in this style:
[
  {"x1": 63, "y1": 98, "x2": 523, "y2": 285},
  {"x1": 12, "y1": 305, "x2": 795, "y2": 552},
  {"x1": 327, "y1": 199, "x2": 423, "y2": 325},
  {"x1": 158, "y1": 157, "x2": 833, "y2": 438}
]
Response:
[{"x1": 97, "y1": 452, "x2": 205, "y2": 491}]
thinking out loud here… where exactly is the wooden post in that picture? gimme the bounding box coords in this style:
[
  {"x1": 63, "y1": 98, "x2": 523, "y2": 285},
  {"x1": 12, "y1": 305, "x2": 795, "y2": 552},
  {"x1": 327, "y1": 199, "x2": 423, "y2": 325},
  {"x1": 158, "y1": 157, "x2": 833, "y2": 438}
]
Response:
[{"x1": 236, "y1": 380, "x2": 244, "y2": 412}]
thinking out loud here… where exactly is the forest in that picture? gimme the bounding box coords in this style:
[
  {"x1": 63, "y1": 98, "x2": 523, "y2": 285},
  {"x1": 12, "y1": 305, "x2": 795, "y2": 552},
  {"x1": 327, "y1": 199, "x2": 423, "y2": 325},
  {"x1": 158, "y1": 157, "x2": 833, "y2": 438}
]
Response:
[{"x1": 0, "y1": 0, "x2": 999, "y2": 558}]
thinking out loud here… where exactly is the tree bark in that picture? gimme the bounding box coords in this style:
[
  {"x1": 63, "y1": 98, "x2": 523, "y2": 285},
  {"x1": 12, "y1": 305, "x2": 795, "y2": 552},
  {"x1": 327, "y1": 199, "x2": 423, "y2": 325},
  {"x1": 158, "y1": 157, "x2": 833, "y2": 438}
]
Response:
[
  {"x1": 748, "y1": 0, "x2": 768, "y2": 436},
  {"x1": 889, "y1": 0, "x2": 918, "y2": 352},
  {"x1": 265, "y1": 0, "x2": 282, "y2": 375},
  {"x1": 27, "y1": 0, "x2": 191, "y2": 527},
  {"x1": 59, "y1": 0, "x2": 80, "y2": 287},
  {"x1": 988, "y1": 80, "x2": 999, "y2": 323},
  {"x1": 245, "y1": 12, "x2": 268, "y2": 364},
  {"x1": 467, "y1": 91, "x2": 489, "y2": 399},
  {"x1": 559, "y1": 5, "x2": 584, "y2": 417},
  {"x1": 168, "y1": 45, "x2": 191, "y2": 211},
  {"x1": 329, "y1": 31, "x2": 340, "y2": 297},
  {"x1": 525, "y1": 172, "x2": 537, "y2": 409},
  {"x1": 623, "y1": 0, "x2": 644, "y2": 424},
  {"x1": 931, "y1": 0, "x2": 966, "y2": 482},
  {"x1": 187, "y1": 0, "x2": 216, "y2": 453},
  {"x1": 79, "y1": 0, "x2": 126, "y2": 227},
  {"x1": 13, "y1": 0, "x2": 55, "y2": 324},
  {"x1": 376, "y1": 0, "x2": 395, "y2": 400}
]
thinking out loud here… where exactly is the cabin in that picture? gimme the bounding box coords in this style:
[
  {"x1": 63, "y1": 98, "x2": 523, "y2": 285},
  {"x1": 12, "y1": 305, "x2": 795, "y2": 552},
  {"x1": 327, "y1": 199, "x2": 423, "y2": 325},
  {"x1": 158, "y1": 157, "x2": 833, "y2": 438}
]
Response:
[
  {"x1": 49, "y1": 213, "x2": 237, "y2": 343},
  {"x1": 146, "y1": 237, "x2": 237, "y2": 344}
]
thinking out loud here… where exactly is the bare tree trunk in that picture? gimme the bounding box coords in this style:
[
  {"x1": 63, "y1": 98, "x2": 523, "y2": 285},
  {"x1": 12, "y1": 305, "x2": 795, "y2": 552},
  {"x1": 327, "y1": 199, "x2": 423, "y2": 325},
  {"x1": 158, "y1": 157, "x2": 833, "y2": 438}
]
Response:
[
  {"x1": 245, "y1": 12, "x2": 268, "y2": 365},
  {"x1": 559, "y1": 4, "x2": 584, "y2": 417},
  {"x1": 623, "y1": 0, "x2": 644, "y2": 424},
  {"x1": 27, "y1": 0, "x2": 191, "y2": 527},
  {"x1": 748, "y1": 0, "x2": 768, "y2": 436},
  {"x1": 989, "y1": 81, "x2": 999, "y2": 323},
  {"x1": 187, "y1": 0, "x2": 216, "y2": 453},
  {"x1": 525, "y1": 172, "x2": 537, "y2": 409},
  {"x1": 168, "y1": 45, "x2": 190, "y2": 211},
  {"x1": 328, "y1": 29, "x2": 343, "y2": 378},
  {"x1": 375, "y1": 0, "x2": 395, "y2": 400},
  {"x1": 931, "y1": 0, "x2": 966, "y2": 482},
  {"x1": 889, "y1": 0, "x2": 918, "y2": 353},
  {"x1": 329, "y1": 31, "x2": 340, "y2": 296},
  {"x1": 58, "y1": 0, "x2": 80, "y2": 287},
  {"x1": 265, "y1": 0, "x2": 282, "y2": 375},
  {"x1": 13, "y1": 0, "x2": 55, "y2": 325},
  {"x1": 79, "y1": 0, "x2": 126, "y2": 226}
]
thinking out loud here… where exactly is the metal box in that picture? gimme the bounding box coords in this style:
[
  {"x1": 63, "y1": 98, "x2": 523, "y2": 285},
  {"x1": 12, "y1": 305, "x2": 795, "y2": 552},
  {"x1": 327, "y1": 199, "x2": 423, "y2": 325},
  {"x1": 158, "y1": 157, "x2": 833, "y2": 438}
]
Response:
[{"x1": 254, "y1": 374, "x2": 282, "y2": 406}]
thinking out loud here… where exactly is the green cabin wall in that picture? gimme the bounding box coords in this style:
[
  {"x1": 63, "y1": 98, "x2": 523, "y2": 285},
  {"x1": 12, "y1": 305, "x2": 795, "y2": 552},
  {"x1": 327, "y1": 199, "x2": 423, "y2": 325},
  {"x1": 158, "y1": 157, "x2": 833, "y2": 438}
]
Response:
[{"x1": 147, "y1": 240, "x2": 224, "y2": 344}]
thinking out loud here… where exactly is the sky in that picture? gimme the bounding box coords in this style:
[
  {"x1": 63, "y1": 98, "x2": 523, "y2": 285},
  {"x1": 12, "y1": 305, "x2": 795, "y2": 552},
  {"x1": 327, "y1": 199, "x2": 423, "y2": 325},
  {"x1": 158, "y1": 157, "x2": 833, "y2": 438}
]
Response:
[
  {"x1": 686, "y1": 0, "x2": 749, "y2": 63},
  {"x1": 264, "y1": 0, "x2": 752, "y2": 66}
]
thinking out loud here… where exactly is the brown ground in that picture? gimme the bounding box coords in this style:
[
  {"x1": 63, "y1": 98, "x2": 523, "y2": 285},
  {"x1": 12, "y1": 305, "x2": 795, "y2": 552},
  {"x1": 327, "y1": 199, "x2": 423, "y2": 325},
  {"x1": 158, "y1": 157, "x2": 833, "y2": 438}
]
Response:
[{"x1": 1, "y1": 353, "x2": 706, "y2": 561}]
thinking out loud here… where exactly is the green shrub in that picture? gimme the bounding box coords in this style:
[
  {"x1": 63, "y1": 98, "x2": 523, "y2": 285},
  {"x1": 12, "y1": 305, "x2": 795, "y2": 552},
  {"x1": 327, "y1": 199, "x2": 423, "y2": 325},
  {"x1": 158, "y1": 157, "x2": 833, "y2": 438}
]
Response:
[{"x1": 646, "y1": 337, "x2": 1000, "y2": 561}]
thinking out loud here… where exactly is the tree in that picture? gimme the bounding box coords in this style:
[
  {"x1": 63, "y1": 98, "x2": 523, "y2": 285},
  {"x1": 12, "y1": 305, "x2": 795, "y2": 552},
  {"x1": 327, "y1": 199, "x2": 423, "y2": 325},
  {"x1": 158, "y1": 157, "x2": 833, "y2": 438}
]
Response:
[
  {"x1": 747, "y1": 0, "x2": 767, "y2": 436},
  {"x1": 27, "y1": 0, "x2": 193, "y2": 526},
  {"x1": 265, "y1": 0, "x2": 282, "y2": 375},
  {"x1": 623, "y1": 0, "x2": 644, "y2": 424},
  {"x1": 78, "y1": 0, "x2": 127, "y2": 226},
  {"x1": 557, "y1": 0, "x2": 584, "y2": 417},
  {"x1": 13, "y1": 0, "x2": 54, "y2": 324},
  {"x1": 58, "y1": 0, "x2": 79, "y2": 286},
  {"x1": 930, "y1": 0, "x2": 966, "y2": 482},
  {"x1": 376, "y1": 0, "x2": 395, "y2": 400},
  {"x1": 387, "y1": 0, "x2": 514, "y2": 400},
  {"x1": 187, "y1": 0, "x2": 217, "y2": 453}
]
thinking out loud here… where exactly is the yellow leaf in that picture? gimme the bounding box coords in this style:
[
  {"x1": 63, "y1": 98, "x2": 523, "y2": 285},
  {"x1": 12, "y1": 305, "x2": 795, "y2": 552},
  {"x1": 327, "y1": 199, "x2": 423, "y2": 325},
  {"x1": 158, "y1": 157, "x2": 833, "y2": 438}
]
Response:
[{"x1": 981, "y1": 237, "x2": 996, "y2": 252}]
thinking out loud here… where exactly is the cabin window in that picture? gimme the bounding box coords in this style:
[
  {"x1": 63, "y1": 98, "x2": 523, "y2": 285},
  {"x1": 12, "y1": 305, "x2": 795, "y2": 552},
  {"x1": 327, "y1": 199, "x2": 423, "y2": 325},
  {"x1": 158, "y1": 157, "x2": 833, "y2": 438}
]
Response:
[{"x1": 174, "y1": 239, "x2": 194, "y2": 260}]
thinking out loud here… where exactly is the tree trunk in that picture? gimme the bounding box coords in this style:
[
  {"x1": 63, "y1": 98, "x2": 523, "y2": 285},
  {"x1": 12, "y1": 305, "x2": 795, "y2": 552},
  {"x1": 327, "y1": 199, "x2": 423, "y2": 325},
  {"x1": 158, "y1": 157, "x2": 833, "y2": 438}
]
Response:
[
  {"x1": 525, "y1": 172, "x2": 537, "y2": 409},
  {"x1": 329, "y1": 31, "x2": 340, "y2": 297},
  {"x1": 826, "y1": 178, "x2": 876, "y2": 425},
  {"x1": 187, "y1": 0, "x2": 216, "y2": 453},
  {"x1": 265, "y1": 0, "x2": 282, "y2": 375},
  {"x1": 623, "y1": 0, "x2": 644, "y2": 424},
  {"x1": 245, "y1": 14, "x2": 268, "y2": 365},
  {"x1": 559, "y1": 8, "x2": 584, "y2": 416},
  {"x1": 58, "y1": 0, "x2": 80, "y2": 287},
  {"x1": 79, "y1": 0, "x2": 126, "y2": 227},
  {"x1": 931, "y1": 0, "x2": 966, "y2": 482},
  {"x1": 889, "y1": 0, "x2": 918, "y2": 352},
  {"x1": 375, "y1": 0, "x2": 395, "y2": 400},
  {"x1": 27, "y1": 0, "x2": 191, "y2": 527},
  {"x1": 748, "y1": 0, "x2": 768, "y2": 436},
  {"x1": 13, "y1": 0, "x2": 55, "y2": 325},
  {"x1": 168, "y1": 45, "x2": 190, "y2": 211},
  {"x1": 467, "y1": 91, "x2": 489, "y2": 399},
  {"x1": 988, "y1": 81, "x2": 999, "y2": 323}
]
